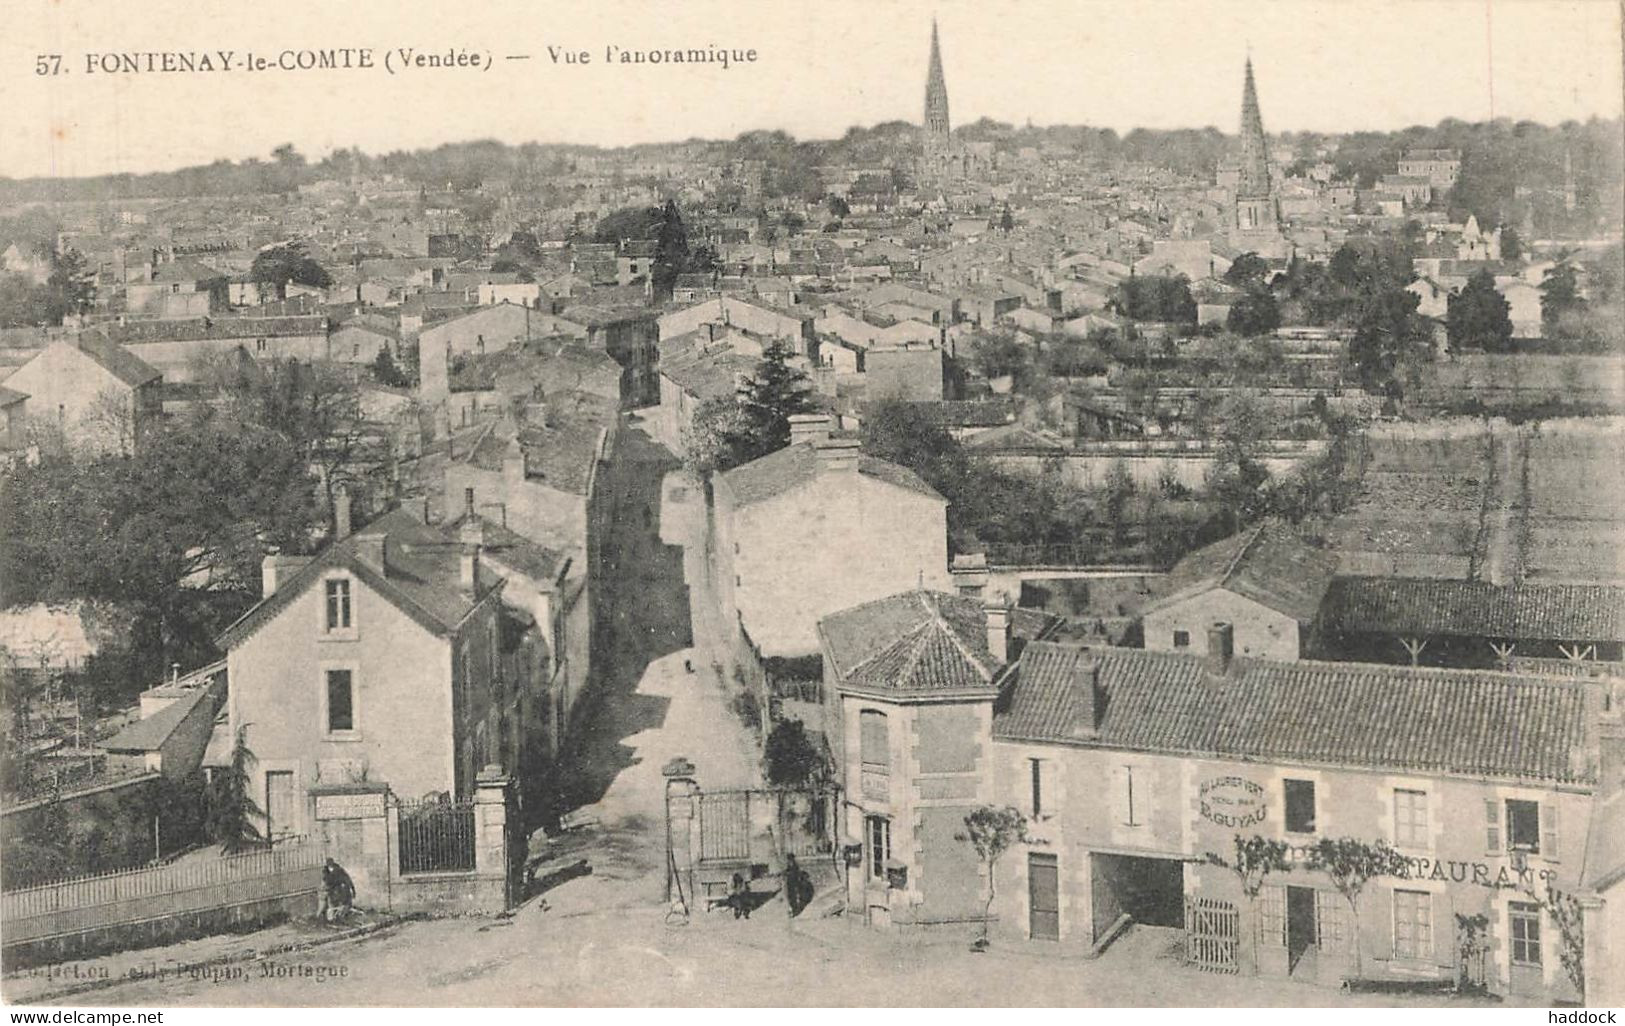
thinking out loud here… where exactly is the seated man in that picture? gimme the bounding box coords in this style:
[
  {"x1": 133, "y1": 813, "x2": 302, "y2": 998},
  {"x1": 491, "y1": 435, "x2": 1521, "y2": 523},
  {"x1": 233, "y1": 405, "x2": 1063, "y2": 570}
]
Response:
[{"x1": 320, "y1": 857, "x2": 356, "y2": 922}]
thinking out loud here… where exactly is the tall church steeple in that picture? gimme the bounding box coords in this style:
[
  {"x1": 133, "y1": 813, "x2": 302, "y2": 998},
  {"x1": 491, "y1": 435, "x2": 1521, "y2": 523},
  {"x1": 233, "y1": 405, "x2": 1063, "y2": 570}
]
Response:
[
  {"x1": 923, "y1": 19, "x2": 951, "y2": 175},
  {"x1": 1235, "y1": 57, "x2": 1276, "y2": 232}
]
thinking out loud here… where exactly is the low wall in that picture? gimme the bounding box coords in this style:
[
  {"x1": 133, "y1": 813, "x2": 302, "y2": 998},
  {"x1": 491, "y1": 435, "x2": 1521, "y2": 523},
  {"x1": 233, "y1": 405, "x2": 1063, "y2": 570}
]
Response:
[
  {"x1": 984, "y1": 446, "x2": 1321, "y2": 491},
  {"x1": 389, "y1": 872, "x2": 508, "y2": 916}
]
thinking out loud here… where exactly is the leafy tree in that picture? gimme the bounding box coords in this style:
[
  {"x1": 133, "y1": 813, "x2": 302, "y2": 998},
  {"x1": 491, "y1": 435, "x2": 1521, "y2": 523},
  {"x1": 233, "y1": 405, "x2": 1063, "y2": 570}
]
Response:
[
  {"x1": 1223, "y1": 252, "x2": 1271, "y2": 290},
  {"x1": 971, "y1": 331, "x2": 1032, "y2": 387},
  {"x1": 1446, "y1": 269, "x2": 1513, "y2": 352},
  {"x1": 826, "y1": 194, "x2": 850, "y2": 219},
  {"x1": 250, "y1": 242, "x2": 332, "y2": 299},
  {"x1": 683, "y1": 396, "x2": 750, "y2": 475},
  {"x1": 1305, "y1": 837, "x2": 1412, "y2": 978},
  {"x1": 1205, "y1": 834, "x2": 1291, "y2": 971},
  {"x1": 590, "y1": 205, "x2": 663, "y2": 245},
  {"x1": 1498, "y1": 224, "x2": 1522, "y2": 262},
  {"x1": 956, "y1": 806, "x2": 1030, "y2": 947},
  {"x1": 370, "y1": 347, "x2": 411, "y2": 388},
  {"x1": 1226, "y1": 289, "x2": 1281, "y2": 337},
  {"x1": 1102, "y1": 459, "x2": 1135, "y2": 546},
  {"x1": 1350, "y1": 286, "x2": 1428, "y2": 397},
  {"x1": 1540, "y1": 263, "x2": 1584, "y2": 333},
  {"x1": 209, "y1": 726, "x2": 266, "y2": 853},
  {"x1": 45, "y1": 248, "x2": 96, "y2": 322},
  {"x1": 764, "y1": 719, "x2": 826, "y2": 787},
  {"x1": 999, "y1": 204, "x2": 1015, "y2": 234},
  {"x1": 1111, "y1": 274, "x2": 1196, "y2": 324}
]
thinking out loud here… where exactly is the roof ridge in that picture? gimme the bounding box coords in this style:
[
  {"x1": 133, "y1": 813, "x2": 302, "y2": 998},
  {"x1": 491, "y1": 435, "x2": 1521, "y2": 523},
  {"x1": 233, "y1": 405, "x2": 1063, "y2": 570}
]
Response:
[{"x1": 1218, "y1": 523, "x2": 1267, "y2": 586}]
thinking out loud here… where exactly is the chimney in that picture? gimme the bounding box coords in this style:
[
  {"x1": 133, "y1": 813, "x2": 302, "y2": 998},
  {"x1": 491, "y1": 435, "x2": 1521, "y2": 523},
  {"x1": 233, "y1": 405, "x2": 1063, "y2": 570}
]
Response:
[
  {"x1": 260, "y1": 553, "x2": 312, "y2": 598},
  {"x1": 460, "y1": 544, "x2": 481, "y2": 594},
  {"x1": 788, "y1": 413, "x2": 831, "y2": 447},
  {"x1": 1069, "y1": 653, "x2": 1104, "y2": 737},
  {"x1": 813, "y1": 436, "x2": 861, "y2": 472},
  {"x1": 333, "y1": 487, "x2": 353, "y2": 540},
  {"x1": 985, "y1": 598, "x2": 1011, "y2": 665},
  {"x1": 1206, "y1": 621, "x2": 1235, "y2": 674},
  {"x1": 355, "y1": 529, "x2": 388, "y2": 575}
]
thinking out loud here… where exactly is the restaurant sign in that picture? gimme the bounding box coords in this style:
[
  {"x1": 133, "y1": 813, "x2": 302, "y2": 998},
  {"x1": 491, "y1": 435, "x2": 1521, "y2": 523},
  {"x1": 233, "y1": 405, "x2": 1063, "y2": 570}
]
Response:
[{"x1": 1198, "y1": 776, "x2": 1267, "y2": 828}]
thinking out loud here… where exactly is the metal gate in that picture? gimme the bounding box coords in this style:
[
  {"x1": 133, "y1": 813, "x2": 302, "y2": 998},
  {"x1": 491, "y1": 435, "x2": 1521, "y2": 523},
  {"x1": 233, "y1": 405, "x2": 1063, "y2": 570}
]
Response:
[
  {"x1": 698, "y1": 791, "x2": 751, "y2": 862},
  {"x1": 1186, "y1": 897, "x2": 1240, "y2": 973}
]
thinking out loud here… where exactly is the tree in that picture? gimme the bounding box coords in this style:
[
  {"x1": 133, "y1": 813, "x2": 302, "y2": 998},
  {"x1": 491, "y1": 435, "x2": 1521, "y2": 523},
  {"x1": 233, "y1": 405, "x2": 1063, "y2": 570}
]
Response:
[
  {"x1": 1226, "y1": 289, "x2": 1281, "y2": 337},
  {"x1": 1350, "y1": 285, "x2": 1428, "y2": 397},
  {"x1": 683, "y1": 396, "x2": 750, "y2": 475},
  {"x1": 954, "y1": 805, "x2": 1029, "y2": 947},
  {"x1": 1102, "y1": 459, "x2": 1135, "y2": 546},
  {"x1": 1540, "y1": 263, "x2": 1584, "y2": 333},
  {"x1": 1446, "y1": 269, "x2": 1514, "y2": 352},
  {"x1": 45, "y1": 248, "x2": 96, "y2": 322},
  {"x1": 652, "y1": 199, "x2": 690, "y2": 299},
  {"x1": 250, "y1": 242, "x2": 331, "y2": 299},
  {"x1": 764, "y1": 719, "x2": 826, "y2": 787},
  {"x1": 370, "y1": 347, "x2": 411, "y2": 388},
  {"x1": 826, "y1": 194, "x2": 850, "y2": 219},
  {"x1": 1205, "y1": 834, "x2": 1291, "y2": 971},
  {"x1": 1305, "y1": 837, "x2": 1411, "y2": 978},
  {"x1": 1223, "y1": 252, "x2": 1271, "y2": 290},
  {"x1": 208, "y1": 726, "x2": 266, "y2": 853},
  {"x1": 999, "y1": 204, "x2": 1015, "y2": 234},
  {"x1": 1111, "y1": 274, "x2": 1197, "y2": 324},
  {"x1": 1498, "y1": 224, "x2": 1522, "y2": 262},
  {"x1": 724, "y1": 339, "x2": 817, "y2": 465}
]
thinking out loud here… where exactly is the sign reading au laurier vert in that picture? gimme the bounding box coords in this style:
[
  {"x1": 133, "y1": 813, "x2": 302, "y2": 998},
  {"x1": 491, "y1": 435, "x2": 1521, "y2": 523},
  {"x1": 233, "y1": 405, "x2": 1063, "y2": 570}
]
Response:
[
  {"x1": 1198, "y1": 776, "x2": 1267, "y2": 828},
  {"x1": 314, "y1": 792, "x2": 386, "y2": 820}
]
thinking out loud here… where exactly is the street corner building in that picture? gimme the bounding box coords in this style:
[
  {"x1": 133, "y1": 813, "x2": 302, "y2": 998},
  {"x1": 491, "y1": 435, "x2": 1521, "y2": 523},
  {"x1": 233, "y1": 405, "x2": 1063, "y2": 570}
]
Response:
[{"x1": 820, "y1": 590, "x2": 1625, "y2": 1005}]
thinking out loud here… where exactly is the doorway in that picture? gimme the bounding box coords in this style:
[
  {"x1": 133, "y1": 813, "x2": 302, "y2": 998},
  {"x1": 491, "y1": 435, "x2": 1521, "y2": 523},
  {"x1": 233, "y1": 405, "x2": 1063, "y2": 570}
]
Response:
[
  {"x1": 1029, "y1": 853, "x2": 1059, "y2": 940},
  {"x1": 264, "y1": 770, "x2": 296, "y2": 844},
  {"x1": 1286, "y1": 886, "x2": 1318, "y2": 973}
]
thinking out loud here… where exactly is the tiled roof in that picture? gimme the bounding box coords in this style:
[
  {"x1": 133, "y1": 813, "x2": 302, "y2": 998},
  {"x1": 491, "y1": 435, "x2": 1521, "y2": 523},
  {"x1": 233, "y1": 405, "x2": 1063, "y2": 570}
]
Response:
[
  {"x1": 104, "y1": 315, "x2": 327, "y2": 344},
  {"x1": 719, "y1": 440, "x2": 942, "y2": 508},
  {"x1": 103, "y1": 674, "x2": 222, "y2": 753},
  {"x1": 820, "y1": 590, "x2": 1056, "y2": 696},
  {"x1": 1322, "y1": 577, "x2": 1625, "y2": 643},
  {"x1": 994, "y1": 642, "x2": 1595, "y2": 786},
  {"x1": 217, "y1": 508, "x2": 501, "y2": 650},
  {"x1": 73, "y1": 336, "x2": 162, "y2": 387},
  {"x1": 452, "y1": 392, "x2": 615, "y2": 497},
  {"x1": 1142, "y1": 524, "x2": 1338, "y2": 622}
]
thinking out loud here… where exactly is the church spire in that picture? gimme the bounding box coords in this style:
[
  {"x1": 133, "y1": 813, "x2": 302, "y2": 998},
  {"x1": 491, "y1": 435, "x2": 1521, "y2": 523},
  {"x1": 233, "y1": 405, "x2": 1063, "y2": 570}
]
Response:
[
  {"x1": 1237, "y1": 57, "x2": 1270, "y2": 201},
  {"x1": 923, "y1": 18, "x2": 951, "y2": 165}
]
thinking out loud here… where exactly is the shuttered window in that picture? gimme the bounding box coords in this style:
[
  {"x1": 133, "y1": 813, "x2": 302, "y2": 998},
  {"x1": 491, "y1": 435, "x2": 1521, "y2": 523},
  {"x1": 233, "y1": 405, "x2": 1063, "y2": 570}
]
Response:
[
  {"x1": 1484, "y1": 799, "x2": 1501, "y2": 852},
  {"x1": 1394, "y1": 789, "x2": 1429, "y2": 848},
  {"x1": 859, "y1": 710, "x2": 888, "y2": 771}
]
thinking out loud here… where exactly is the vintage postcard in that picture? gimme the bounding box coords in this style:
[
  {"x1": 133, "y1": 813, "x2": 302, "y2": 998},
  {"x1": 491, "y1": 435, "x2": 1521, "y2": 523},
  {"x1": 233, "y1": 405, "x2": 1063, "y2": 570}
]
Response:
[{"x1": 0, "y1": 0, "x2": 1622, "y2": 1012}]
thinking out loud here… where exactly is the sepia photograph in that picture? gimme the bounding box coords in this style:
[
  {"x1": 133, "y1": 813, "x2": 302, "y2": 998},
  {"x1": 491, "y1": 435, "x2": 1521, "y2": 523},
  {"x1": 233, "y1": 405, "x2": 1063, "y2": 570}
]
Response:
[{"x1": 0, "y1": 0, "x2": 1622, "y2": 1013}]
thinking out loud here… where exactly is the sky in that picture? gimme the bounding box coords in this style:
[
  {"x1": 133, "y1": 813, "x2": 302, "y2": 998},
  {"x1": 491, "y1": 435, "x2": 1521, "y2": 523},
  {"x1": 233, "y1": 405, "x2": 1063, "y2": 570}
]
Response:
[{"x1": 2, "y1": 0, "x2": 1621, "y2": 180}]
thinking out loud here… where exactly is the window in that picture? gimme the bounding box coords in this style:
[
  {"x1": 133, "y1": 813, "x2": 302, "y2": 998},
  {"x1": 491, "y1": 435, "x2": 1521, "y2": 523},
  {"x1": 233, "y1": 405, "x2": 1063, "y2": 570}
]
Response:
[
  {"x1": 1484, "y1": 798, "x2": 1501, "y2": 852},
  {"x1": 1509, "y1": 902, "x2": 1542, "y2": 966},
  {"x1": 255, "y1": 338, "x2": 267, "y2": 353},
  {"x1": 1392, "y1": 889, "x2": 1433, "y2": 960},
  {"x1": 859, "y1": 710, "x2": 889, "y2": 771},
  {"x1": 1172, "y1": 630, "x2": 1190, "y2": 648},
  {"x1": 1284, "y1": 779, "x2": 1316, "y2": 834},
  {"x1": 1506, "y1": 799, "x2": 1540, "y2": 853},
  {"x1": 1259, "y1": 886, "x2": 1286, "y2": 946},
  {"x1": 1124, "y1": 766, "x2": 1139, "y2": 826},
  {"x1": 1316, "y1": 891, "x2": 1347, "y2": 951},
  {"x1": 1394, "y1": 789, "x2": 1429, "y2": 848},
  {"x1": 1030, "y1": 759, "x2": 1043, "y2": 818},
  {"x1": 866, "y1": 815, "x2": 890, "y2": 879},
  {"x1": 325, "y1": 669, "x2": 355, "y2": 733},
  {"x1": 324, "y1": 579, "x2": 352, "y2": 631}
]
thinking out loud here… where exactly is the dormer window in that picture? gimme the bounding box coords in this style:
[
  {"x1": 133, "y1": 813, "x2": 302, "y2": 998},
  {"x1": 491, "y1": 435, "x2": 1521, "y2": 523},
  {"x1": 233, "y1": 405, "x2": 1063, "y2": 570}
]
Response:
[{"x1": 325, "y1": 577, "x2": 353, "y2": 632}]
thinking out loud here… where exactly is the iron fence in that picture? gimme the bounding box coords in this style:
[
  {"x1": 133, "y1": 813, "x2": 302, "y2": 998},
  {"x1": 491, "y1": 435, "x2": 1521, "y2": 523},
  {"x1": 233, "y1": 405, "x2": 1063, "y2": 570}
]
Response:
[{"x1": 397, "y1": 799, "x2": 476, "y2": 874}]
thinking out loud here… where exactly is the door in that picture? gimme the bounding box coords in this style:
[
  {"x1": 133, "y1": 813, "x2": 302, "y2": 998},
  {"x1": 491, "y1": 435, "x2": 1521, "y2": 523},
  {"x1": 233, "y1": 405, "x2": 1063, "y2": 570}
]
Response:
[
  {"x1": 1029, "y1": 853, "x2": 1060, "y2": 941},
  {"x1": 1286, "y1": 886, "x2": 1318, "y2": 973},
  {"x1": 264, "y1": 770, "x2": 296, "y2": 844}
]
